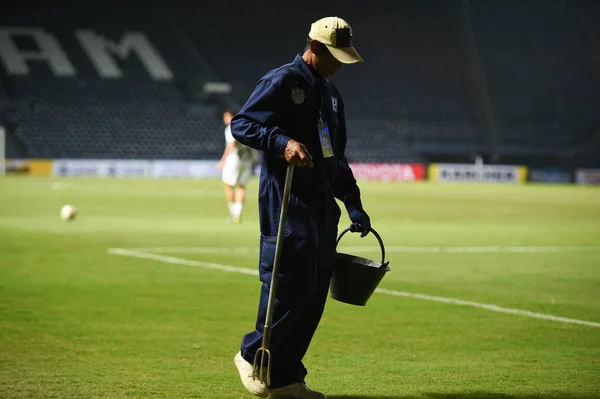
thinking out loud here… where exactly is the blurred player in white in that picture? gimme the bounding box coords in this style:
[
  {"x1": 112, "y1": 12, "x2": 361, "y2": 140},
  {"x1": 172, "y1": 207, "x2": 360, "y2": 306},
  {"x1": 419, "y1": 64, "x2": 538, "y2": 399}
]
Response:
[{"x1": 217, "y1": 109, "x2": 256, "y2": 223}]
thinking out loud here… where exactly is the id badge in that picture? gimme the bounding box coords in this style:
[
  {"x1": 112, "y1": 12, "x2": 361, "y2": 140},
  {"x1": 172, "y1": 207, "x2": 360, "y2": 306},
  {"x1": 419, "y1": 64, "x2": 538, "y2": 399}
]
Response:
[{"x1": 318, "y1": 122, "x2": 334, "y2": 158}]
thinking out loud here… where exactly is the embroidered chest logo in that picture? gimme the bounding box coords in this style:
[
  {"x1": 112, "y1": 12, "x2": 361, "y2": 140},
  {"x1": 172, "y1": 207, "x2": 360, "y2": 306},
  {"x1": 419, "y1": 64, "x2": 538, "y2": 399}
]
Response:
[
  {"x1": 291, "y1": 87, "x2": 305, "y2": 104},
  {"x1": 331, "y1": 97, "x2": 338, "y2": 112}
]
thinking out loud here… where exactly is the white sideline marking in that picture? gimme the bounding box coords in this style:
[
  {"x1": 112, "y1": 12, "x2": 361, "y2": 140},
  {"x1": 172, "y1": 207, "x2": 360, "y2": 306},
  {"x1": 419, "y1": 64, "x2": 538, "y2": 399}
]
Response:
[
  {"x1": 384, "y1": 245, "x2": 600, "y2": 253},
  {"x1": 342, "y1": 245, "x2": 600, "y2": 253},
  {"x1": 120, "y1": 245, "x2": 600, "y2": 254},
  {"x1": 375, "y1": 289, "x2": 600, "y2": 328},
  {"x1": 108, "y1": 248, "x2": 600, "y2": 328},
  {"x1": 107, "y1": 248, "x2": 258, "y2": 276},
  {"x1": 122, "y1": 247, "x2": 258, "y2": 254},
  {"x1": 50, "y1": 182, "x2": 222, "y2": 197}
]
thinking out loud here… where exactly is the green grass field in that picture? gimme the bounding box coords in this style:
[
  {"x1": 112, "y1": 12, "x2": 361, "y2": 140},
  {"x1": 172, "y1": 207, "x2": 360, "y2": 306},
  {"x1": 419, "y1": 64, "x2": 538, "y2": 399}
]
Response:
[{"x1": 1, "y1": 177, "x2": 599, "y2": 399}]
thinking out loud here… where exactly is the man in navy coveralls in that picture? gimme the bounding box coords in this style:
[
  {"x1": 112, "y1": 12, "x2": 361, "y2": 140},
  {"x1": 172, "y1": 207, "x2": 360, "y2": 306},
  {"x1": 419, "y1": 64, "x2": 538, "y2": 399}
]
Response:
[{"x1": 232, "y1": 16, "x2": 372, "y2": 399}]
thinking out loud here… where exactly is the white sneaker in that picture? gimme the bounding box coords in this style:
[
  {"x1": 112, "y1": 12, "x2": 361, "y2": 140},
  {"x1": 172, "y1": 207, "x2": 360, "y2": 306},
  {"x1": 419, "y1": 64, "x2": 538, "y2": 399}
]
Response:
[
  {"x1": 234, "y1": 351, "x2": 269, "y2": 398},
  {"x1": 269, "y1": 382, "x2": 326, "y2": 399}
]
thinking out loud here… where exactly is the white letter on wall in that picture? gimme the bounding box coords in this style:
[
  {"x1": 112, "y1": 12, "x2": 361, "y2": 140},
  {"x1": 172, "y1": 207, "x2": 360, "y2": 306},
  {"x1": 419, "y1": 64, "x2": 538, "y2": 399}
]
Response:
[
  {"x1": 75, "y1": 30, "x2": 174, "y2": 81},
  {"x1": 0, "y1": 27, "x2": 76, "y2": 77}
]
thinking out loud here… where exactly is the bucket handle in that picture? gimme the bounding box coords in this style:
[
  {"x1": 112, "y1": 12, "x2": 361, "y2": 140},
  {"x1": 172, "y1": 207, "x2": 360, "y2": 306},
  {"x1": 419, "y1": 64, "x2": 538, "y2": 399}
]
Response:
[{"x1": 336, "y1": 227, "x2": 388, "y2": 267}]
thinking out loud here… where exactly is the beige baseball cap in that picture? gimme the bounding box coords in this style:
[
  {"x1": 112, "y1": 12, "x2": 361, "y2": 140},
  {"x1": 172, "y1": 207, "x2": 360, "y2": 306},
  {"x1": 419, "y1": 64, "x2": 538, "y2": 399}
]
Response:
[{"x1": 308, "y1": 16, "x2": 363, "y2": 64}]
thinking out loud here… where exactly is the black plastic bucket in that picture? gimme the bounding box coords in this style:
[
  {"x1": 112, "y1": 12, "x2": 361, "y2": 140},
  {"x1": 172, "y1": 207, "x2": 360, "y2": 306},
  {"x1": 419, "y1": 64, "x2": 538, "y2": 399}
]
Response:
[{"x1": 330, "y1": 228, "x2": 390, "y2": 306}]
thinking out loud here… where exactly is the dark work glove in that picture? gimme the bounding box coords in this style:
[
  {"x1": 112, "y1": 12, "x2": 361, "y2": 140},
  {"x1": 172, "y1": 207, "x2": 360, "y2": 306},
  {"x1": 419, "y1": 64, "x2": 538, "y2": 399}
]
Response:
[{"x1": 348, "y1": 209, "x2": 371, "y2": 238}]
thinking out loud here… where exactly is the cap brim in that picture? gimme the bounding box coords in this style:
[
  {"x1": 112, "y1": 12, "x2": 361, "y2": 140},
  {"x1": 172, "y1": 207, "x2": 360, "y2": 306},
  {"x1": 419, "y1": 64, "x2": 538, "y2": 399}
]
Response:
[{"x1": 326, "y1": 45, "x2": 364, "y2": 64}]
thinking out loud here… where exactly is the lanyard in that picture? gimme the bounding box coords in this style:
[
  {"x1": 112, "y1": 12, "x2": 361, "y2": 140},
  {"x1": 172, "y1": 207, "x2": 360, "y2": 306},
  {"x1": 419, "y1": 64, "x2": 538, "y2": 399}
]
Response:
[{"x1": 318, "y1": 78, "x2": 325, "y2": 124}]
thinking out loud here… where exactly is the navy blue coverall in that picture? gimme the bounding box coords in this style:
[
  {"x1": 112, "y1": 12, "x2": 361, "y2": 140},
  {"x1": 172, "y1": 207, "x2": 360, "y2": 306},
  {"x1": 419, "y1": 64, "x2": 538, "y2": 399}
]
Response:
[{"x1": 231, "y1": 54, "x2": 365, "y2": 388}]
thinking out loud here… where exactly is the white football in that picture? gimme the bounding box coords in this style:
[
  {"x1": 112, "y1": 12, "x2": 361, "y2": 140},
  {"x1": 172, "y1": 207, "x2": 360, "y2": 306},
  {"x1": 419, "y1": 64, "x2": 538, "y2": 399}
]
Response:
[{"x1": 60, "y1": 204, "x2": 77, "y2": 221}]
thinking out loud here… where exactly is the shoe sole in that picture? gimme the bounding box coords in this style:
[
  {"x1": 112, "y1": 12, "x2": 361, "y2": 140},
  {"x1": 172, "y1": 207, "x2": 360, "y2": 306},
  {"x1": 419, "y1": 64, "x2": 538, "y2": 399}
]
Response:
[{"x1": 234, "y1": 353, "x2": 269, "y2": 398}]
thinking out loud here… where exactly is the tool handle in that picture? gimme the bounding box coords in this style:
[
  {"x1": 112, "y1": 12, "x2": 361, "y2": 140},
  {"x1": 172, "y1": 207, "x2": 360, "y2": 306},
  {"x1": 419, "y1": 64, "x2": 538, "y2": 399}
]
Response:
[{"x1": 262, "y1": 163, "x2": 294, "y2": 348}]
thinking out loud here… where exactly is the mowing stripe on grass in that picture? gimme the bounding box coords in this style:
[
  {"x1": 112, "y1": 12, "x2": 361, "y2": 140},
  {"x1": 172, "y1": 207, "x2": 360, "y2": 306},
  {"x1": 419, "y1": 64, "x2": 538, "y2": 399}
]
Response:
[
  {"x1": 108, "y1": 248, "x2": 600, "y2": 328},
  {"x1": 119, "y1": 245, "x2": 600, "y2": 254}
]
